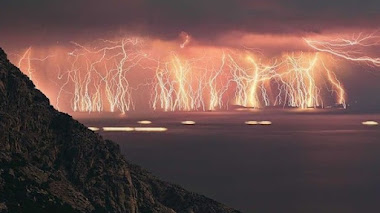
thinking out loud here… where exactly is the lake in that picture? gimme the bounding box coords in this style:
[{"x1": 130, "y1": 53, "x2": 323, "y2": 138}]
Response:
[{"x1": 79, "y1": 111, "x2": 380, "y2": 213}]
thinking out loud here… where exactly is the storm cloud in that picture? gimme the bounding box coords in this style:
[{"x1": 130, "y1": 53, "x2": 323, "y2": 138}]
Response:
[
  {"x1": 1, "y1": 0, "x2": 380, "y2": 111},
  {"x1": 1, "y1": 0, "x2": 379, "y2": 47}
]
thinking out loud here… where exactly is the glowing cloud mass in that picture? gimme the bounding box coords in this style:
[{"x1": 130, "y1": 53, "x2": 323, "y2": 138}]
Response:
[
  {"x1": 1, "y1": 0, "x2": 379, "y2": 113},
  {"x1": 8, "y1": 33, "x2": 359, "y2": 113}
]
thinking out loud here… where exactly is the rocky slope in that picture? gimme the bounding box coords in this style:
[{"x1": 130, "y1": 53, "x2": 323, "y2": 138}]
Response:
[{"x1": 0, "y1": 48, "x2": 240, "y2": 213}]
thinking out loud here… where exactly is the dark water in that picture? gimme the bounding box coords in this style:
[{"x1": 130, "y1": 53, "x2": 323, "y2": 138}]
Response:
[{"x1": 79, "y1": 112, "x2": 380, "y2": 213}]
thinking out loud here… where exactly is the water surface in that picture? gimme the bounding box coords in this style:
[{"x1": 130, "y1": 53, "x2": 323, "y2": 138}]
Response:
[{"x1": 80, "y1": 112, "x2": 380, "y2": 213}]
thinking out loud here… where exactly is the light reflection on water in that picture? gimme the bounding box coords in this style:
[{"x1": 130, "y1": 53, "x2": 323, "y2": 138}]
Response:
[
  {"x1": 245, "y1": 121, "x2": 259, "y2": 125},
  {"x1": 362, "y1": 120, "x2": 379, "y2": 126},
  {"x1": 88, "y1": 127, "x2": 100, "y2": 131},
  {"x1": 259, "y1": 121, "x2": 272, "y2": 125},
  {"x1": 137, "y1": 120, "x2": 152, "y2": 124},
  {"x1": 80, "y1": 113, "x2": 380, "y2": 213},
  {"x1": 134, "y1": 127, "x2": 168, "y2": 132},
  {"x1": 103, "y1": 127, "x2": 134, "y2": 132},
  {"x1": 181, "y1": 120, "x2": 196, "y2": 125},
  {"x1": 101, "y1": 126, "x2": 167, "y2": 132},
  {"x1": 88, "y1": 116, "x2": 379, "y2": 134}
]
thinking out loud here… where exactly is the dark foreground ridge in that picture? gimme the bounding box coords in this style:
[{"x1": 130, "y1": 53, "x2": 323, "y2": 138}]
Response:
[{"x1": 0, "y1": 48, "x2": 240, "y2": 213}]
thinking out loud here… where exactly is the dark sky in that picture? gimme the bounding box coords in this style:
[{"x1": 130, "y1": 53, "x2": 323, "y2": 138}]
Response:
[{"x1": 1, "y1": 0, "x2": 379, "y2": 45}]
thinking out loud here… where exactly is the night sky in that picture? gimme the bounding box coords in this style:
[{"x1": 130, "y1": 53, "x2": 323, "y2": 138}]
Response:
[{"x1": 1, "y1": 0, "x2": 379, "y2": 45}]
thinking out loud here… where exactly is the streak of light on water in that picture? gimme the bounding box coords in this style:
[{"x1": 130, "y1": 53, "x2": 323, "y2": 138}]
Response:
[
  {"x1": 137, "y1": 120, "x2": 152, "y2": 124},
  {"x1": 181, "y1": 121, "x2": 196, "y2": 125},
  {"x1": 103, "y1": 127, "x2": 135, "y2": 132},
  {"x1": 245, "y1": 121, "x2": 272, "y2": 125},
  {"x1": 134, "y1": 127, "x2": 168, "y2": 132},
  {"x1": 245, "y1": 121, "x2": 259, "y2": 125},
  {"x1": 362, "y1": 121, "x2": 379, "y2": 126},
  {"x1": 102, "y1": 127, "x2": 167, "y2": 132},
  {"x1": 88, "y1": 127, "x2": 100, "y2": 131},
  {"x1": 259, "y1": 121, "x2": 272, "y2": 125}
]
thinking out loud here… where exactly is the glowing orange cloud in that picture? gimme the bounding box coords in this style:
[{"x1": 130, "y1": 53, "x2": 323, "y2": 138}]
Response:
[{"x1": 10, "y1": 34, "x2": 353, "y2": 113}]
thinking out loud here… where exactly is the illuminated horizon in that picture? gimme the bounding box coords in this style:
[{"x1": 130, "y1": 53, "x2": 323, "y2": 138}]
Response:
[
  {"x1": 7, "y1": 32, "x2": 380, "y2": 114},
  {"x1": 1, "y1": 0, "x2": 379, "y2": 114}
]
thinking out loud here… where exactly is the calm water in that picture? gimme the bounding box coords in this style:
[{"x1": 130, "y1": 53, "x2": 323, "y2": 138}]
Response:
[{"x1": 79, "y1": 112, "x2": 380, "y2": 213}]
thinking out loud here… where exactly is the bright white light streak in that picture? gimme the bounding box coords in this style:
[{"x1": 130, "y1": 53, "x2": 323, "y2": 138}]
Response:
[
  {"x1": 102, "y1": 126, "x2": 168, "y2": 132},
  {"x1": 137, "y1": 120, "x2": 152, "y2": 124},
  {"x1": 245, "y1": 121, "x2": 259, "y2": 125},
  {"x1": 103, "y1": 127, "x2": 135, "y2": 132},
  {"x1": 134, "y1": 127, "x2": 168, "y2": 132},
  {"x1": 362, "y1": 121, "x2": 378, "y2": 126},
  {"x1": 259, "y1": 121, "x2": 272, "y2": 125},
  {"x1": 181, "y1": 121, "x2": 196, "y2": 125},
  {"x1": 88, "y1": 127, "x2": 100, "y2": 131}
]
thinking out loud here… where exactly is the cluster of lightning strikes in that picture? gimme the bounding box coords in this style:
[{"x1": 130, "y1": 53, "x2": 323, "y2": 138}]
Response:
[
  {"x1": 56, "y1": 38, "x2": 148, "y2": 113},
  {"x1": 304, "y1": 32, "x2": 380, "y2": 67},
  {"x1": 151, "y1": 51, "x2": 347, "y2": 111},
  {"x1": 14, "y1": 32, "x2": 380, "y2": 113}
]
